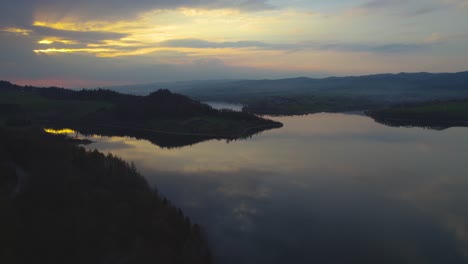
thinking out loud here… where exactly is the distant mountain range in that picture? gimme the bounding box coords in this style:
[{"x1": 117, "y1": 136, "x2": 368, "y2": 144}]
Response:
[
  {"x1": 105, "y1": 71, "x2": 468, "y2": 99},
  {"x1": 104, "y1": 71, "x2": 468, "y2": 114}
]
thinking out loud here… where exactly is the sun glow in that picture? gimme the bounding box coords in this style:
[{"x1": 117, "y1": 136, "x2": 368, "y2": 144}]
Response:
[
  {"x1": 38, "y1": 39, "x2": 53, "y2": 44},
  {"x1": 33, "y1": 21, "x2": 80, "y2": 31},
  {"x1": 38, "y1": 38, "x2": 78, "y2": 45},
  {"x1": 34, "y1": 48, "x2": 114, "y2": 54}
]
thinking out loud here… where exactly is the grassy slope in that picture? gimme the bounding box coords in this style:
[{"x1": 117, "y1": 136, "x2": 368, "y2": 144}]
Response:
[
  {"x1": 0, "y1": 91, "x2": 111, "y2": 120},
  {"x1": 380, "y1": 101, "x2": 468, "y2": 116}
]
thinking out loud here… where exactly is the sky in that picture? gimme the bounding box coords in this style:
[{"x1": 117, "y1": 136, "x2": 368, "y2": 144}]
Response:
[{"x1": 0, "y1": 0, "x2": 467, "y2": 88}]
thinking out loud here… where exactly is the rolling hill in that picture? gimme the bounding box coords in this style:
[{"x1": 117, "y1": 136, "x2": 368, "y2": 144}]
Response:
[{"x1": 105, "y1": 71, "x2": 468, "y2": 115}]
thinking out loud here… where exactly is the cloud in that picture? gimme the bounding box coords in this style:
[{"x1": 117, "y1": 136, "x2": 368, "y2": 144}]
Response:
[
  {"x1": 360, "y1": 0, "x2": 409, "y2": 10},
  {"x1": 0, "y1": 33, "x2": 309, "y2": 87},
  {"x1": 424, "y1": 33, "x2": 444, "y2": 44},
  {"x1": 423, "y1": 32, "x2": 468, "y2": 44},
  {"x1": 0, "y1": 0, "x2": 274, "y2": 27},
  {"x1": 1, "y1": 1, "x2": 466, "y2": 87},
  {"x1": 158, "y1": 39, "x2": 273, "y2": 49},
  {"x1": 0, "y1": 27, "x2": 33, "y2": 36},
  {"x1": 3, "y1": 20, "x2": 429, "y2": 76},
  {"x1": 406, "y1": 5, "x2": 440, "y2": 16},
  {"x1": 441, "y1": 0, "x2": 468, "y2": 8},
  {"x1": 346, "y1": 0, "x2": 443, "y2": 17},
  {"x1": 33, "y1": 26, "x2": 128, "y2": 44},
  {"x1": 156, "y1": 38, "x2": 427, "y2": 54},
  {"x1": 318, "y1": 43, "x2": 426, "y2": 53},
  {"x1": 193, "y1": 57, "x2": 225, "y2": 67},
  {"x1": 346, "y1": 0, "x2": 409, "y2": 16}
]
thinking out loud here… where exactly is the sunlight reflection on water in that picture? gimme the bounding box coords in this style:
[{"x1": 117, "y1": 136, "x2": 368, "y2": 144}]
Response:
[{"x1": 44, "y1": 128, "x2": 76, "y2": 134}]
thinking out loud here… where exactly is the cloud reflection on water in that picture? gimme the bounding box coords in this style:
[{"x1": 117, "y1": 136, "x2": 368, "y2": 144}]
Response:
[{"x1": 83, "y1": 113, "x2": 468, "y2": 263}]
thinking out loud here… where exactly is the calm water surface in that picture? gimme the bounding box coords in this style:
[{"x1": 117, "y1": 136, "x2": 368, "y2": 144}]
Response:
[
  {"x1": 204, "y1": 101, "x2": 244, "y2": 112},
  {"x1": 83, "y1": 113, "x2": 468, "y2": 264}
]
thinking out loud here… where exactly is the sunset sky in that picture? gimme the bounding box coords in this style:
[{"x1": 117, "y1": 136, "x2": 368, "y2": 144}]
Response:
[{"x1": 1, "y1": 0, "x2": 467, "y2": 88}]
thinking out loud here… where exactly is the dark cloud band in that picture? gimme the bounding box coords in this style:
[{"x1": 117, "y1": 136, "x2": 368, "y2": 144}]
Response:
[
  {"x1": 1, "y1": 0, "x2": 273, "y2": 27},
  {"x1": 33, "y1": 26, "x2": 128, "y2": 44}
]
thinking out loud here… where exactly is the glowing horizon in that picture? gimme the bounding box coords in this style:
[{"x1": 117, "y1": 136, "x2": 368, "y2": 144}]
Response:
[{"x1": 1, "y1": 1, "x2": 467, "y2": 88}]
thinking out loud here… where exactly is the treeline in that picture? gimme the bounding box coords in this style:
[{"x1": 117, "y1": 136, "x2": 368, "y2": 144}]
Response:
[
  {"x1": 0, "y1": 80, "x2": 136, "y2": 104},
  {"x1": 367, "y1": 98, "x2": 468, "y2": 129},
  {"x1": 0, "y1": 127, "x2": 212, "y2": 264},
  {"x1": 40, "y1": 88, "x2": 134, "y2": 103},
  {"x1": 109, "y1": 89, "x2": 216, "y2": 120}
]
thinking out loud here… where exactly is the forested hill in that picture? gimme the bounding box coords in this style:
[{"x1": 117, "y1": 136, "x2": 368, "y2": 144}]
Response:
[
  {"x1": 107, "y1": 89, "x2": 218, "y2": 119},
  {"x1": 0, "y1": 127, "x2": 212, "y2": 264},
  {"x1": 0, "y1": 81, "x2": 282, "y2": 148}
]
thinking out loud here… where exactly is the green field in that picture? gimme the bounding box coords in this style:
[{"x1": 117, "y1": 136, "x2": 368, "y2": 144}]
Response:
[
  {"x1": 242, "y1": 95, "x2": 382, "y2": 115},
  {"x1": 0, "y1": 91, "x2": 111, "y2": 120},
  {"x1": 384, "y1": 101, "x2": 468, "y2": 117},
  {"x1": 367, "y1": 100, "x2": 468, "y2": 128}
]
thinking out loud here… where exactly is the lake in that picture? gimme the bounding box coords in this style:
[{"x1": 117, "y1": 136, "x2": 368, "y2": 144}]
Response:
[
  {"x1": 204, "y1": 101, "x2": 244, "y2": 112},
  {"x1": 82, "y1": 113, "x2": 468, "y2": 264}
]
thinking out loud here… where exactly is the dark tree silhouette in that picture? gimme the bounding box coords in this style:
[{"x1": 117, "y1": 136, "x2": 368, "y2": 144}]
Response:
[{"x1": 0, "y1": 127, "x2": 212, "y2": 264}]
